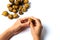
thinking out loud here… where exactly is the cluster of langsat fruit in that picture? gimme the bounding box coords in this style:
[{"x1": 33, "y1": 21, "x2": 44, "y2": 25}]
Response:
[{"x1": 2, "y1": 0, "x2": 30, "y2": 19}]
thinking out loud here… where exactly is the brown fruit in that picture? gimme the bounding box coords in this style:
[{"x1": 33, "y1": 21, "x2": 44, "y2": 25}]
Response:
[
  {"x1": 28, "y1": 18, "x2": 35, "y2": 26},
  {"x1": 2, "y1": 11, "x2": 9, "y2": 16},
  {"x1": 19, "y1": 11, "x2": 23, "y2": 15},
  {"x1": 23, "y1": 0, "x2": 29, "y2": 4},
  {"x1": 13, "y1": 9, "x2": 17, "y2": 13},
  {"x1": 12, "y1": 5, "x2": 19, "y2": 9},
  {"x1": 8, "y1": 14, "x2": 13, "y2": 19},
  {"x1": 13, "y1": 14, "x2": 19, "y2": 18},
  {"x1": 22, "y1": 7, "x2": 27, "y2": 12},
  {"x1": 16, "y1": 0, "x2": 21, "y2": 2},
  {"x1": 7, "y1": 4, "x2": 12, "y2": 8},
  {"x1": 28, "y1": 18, "x2": 33, "y2": 21},
  {"x1": 19, "y1": 6, "x2": 23, "y2": 11},
  {"x1": 8, "y1": 7, "x2": 13, "y2": 12},
  {"x1": 9, "y1": 0, "x2": 14, "y2": 3},
  {"x1": 14, "y1": 1, "x2": 19, "y2": 5},
  {"x1": 24, "y1": 3, "x2": 30, "y2": 9}
]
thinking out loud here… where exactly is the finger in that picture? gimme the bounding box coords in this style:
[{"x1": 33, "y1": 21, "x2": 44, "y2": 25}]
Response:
[
  {"x1": 37, "y1": 19, "x2": 41, "y2": 23},
  {"x1": 30, "y1": 17, "x2": 40, "y2": 26},
  {"x1": 21, "y1": 21, "x2": 30, "y2": 27},
  {"x1": 20, "y1": 17, "x2": 29, "y2": 21},
  {"x1": 30, "y1": 17, "x2": 42, "y2": 29},
  {"x1": 29, "y1": 19, "x2": 34, "y2": 30},
  {"x1": 20, "y1": 18, "x2": 30, "y2": 23},
  {"x1": 40, "y1": 25, "x2": 43, "y2": 35}
]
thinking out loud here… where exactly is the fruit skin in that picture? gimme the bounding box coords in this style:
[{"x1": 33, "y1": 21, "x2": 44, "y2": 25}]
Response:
[
  {"x1": 28, "y1": 18, "x2": 33, "y2": 22},
  {"x1": 14, "y1": 1, "x2": 19, "y2": 5},
  {"x1": 8, "y1": 7, "x2": 13, "y2": 12},
  {"x1": 22, "y1": 7, "x2": 27, "y2": 12},
  {"x1": 16, "y1": 0, "x2": 21, "y2": 2},
  {"x1": 19, "y1": 11, "x2": 23, "y2": 15},
  {"x1": 8, "y1": 14, "x2": 13, "y2": 19},
  {"x1": 12, "y1": 5, "x2": 19, "y2": 9},
  {"x1": 24, "y1": 3, "x2": 30, "y2": 9},
  {"x1": 28, "y1": 18, "x2": 35, "y2": 25},
  {"x1": 2, "y1": 11, "x2": 9, "y2": 16},
  {"x1": 7, "y1": 4, "x2": 12, "y2": 8},
  {"x1": 13, "y1": 14, "x2": 19, "y2": 18},
  {"x1": 13, "y1": 9, "x2": 17, "y2": 13},
  {"x1": 19, "y1": 6, "x2": 23, "y2": 11},
  {"x1": 9, "y1": 0, "x2": 14, "y2": 3},
  {"x1": 23, "y1": 0, "x2": 29, "y2": 4}
]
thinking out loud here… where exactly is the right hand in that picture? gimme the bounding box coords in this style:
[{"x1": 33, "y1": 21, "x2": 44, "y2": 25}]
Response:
[{"x1": 29, "y1": 17, "x2": 43, "y2": 40}]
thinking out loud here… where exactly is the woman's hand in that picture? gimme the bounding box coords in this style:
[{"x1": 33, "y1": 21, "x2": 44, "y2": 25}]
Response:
[
  {"x1": 0, "y1": 16, "x2": 43, "y2": 40},
  {"x1": 0, "y1": 17, "x2": 30, "y2": 40},
  {"x1": 10, "y1": 17, "x2": 29, "y2": 35},
  {"x1": 29, "y1": 17, "x2": 43, "y2": 40}
]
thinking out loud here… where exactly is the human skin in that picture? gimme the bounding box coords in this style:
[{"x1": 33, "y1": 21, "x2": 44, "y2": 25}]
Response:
[
  {"x1": 29, "y1": 17, "x2": 43, "y2": 40},
  {"x1": 0, "y1": 17, "x2": 43, "y2": 40},
  {"x1": 0, "y1": 17, "x2": 29, "y2": 40}
]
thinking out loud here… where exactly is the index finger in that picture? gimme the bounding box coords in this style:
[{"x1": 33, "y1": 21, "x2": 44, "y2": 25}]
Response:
[
  {"x1": 19, "y1": 17, "x2": 30, "y2": 23},
  {"x1": 30, "y1": 17, "x2": 41, "y2": 26}
]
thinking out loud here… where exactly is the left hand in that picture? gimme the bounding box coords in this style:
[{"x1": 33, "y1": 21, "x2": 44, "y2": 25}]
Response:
[
  {"x1": 0, "y1": 17, "x2": 30, "y2": 40},
  {"x1": 10, "y1": 17, "x2": 29, "y2": 35}
]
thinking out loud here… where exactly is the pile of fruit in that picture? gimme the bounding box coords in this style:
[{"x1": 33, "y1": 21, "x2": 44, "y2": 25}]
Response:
[{"x1": 2, "y1": 0, "x2": 30, "y2": 19}]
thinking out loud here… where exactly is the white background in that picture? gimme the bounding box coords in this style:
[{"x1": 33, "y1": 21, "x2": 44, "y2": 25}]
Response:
[{"x1": 0, "y1": 0, "x2": 60, "y2": 40}]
